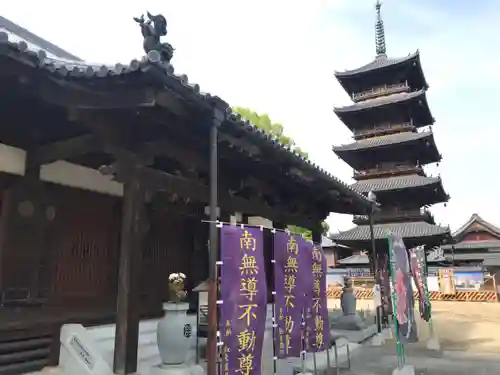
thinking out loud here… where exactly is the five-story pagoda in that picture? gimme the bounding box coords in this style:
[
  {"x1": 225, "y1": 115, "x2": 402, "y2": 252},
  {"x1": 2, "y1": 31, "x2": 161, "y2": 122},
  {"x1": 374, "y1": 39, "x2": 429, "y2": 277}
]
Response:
[{"x1": 331, "y1": 1, "x2": 451, "y2": 251}]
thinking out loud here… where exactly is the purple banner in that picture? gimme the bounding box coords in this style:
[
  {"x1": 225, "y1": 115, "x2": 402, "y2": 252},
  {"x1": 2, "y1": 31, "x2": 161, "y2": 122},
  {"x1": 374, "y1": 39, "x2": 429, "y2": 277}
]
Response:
[
  {"x1": 273, "y1": 232, "x2": 313, "y2": 358},
  {"x1": 388, "y1": 234, "x2": 418, "y2": 343},
  {"x1": 220, "y1": 226, "x2": 267, "y2": 375},
  {"x1": 305, "y1": 244, "x2": 331, "y2": 353}
]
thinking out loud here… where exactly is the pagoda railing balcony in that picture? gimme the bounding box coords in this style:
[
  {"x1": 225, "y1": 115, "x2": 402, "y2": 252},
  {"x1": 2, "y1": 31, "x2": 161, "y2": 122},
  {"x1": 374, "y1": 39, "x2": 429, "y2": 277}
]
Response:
[
  {"x1": 353, "y1": 208, "x2": 435, "y2": 225},
  {"x1": 354, "y1": 165, "x2": 424, "y2": 180},
  {"x1": 354, "y1": 121, "x2": 415, "y2": 140},
  {"x1": 352, "y1": 81, "x2": 409, "y2": 102}
]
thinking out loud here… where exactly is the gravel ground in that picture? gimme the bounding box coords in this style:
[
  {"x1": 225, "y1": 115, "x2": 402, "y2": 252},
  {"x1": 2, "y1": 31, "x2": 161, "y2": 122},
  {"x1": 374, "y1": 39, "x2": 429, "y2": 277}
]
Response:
[
  {"x1": 326, "y1": 298, "x2": 500, "y2": 374},
  {"x1": 328, "y1": 299, "x2": 500, "y2": 354}
]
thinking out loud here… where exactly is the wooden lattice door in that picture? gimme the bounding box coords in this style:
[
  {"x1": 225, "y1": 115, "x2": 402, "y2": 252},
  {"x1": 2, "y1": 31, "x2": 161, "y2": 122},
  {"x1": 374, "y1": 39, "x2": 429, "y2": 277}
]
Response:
[{"x1": 47, "y1": 188, "x2": 120, "y2": 306}]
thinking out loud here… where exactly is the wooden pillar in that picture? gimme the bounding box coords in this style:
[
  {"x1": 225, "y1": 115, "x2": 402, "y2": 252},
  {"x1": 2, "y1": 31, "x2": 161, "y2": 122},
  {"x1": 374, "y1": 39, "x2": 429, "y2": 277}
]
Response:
[
  {"x1": 113, "y1": 162, "x2": 148, "y2": 375},
  {"x1": 311, "y1": 221, "x2": 323, "y2": 245},
  {"x1": 0, "y1": 149, "x2": 51, "y2": 304}
]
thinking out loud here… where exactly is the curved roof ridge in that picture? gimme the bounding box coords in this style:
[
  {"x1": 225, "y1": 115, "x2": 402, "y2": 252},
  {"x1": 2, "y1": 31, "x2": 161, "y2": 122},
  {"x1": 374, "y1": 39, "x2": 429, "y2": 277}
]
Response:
[
  {"x1": 334, "y1": 89, "x2": 426, "y2": 113},
  {"x1": 350, "y1": 174, "x2": 442, "y2": 194},
  {"x1": 332, "y1": 130, "x2": 433, "y2": 152},
  {"x1": 0, "y1": 15, "x2": 81, "y2": 61},
  {"x1": 334, "y1": 51, "x2": 420, "y2": 78},
  {"x1": 331, "y1": 220, "x2": 450, "y2": 242},
  {"x1": 452, "y1": 213, "x2": 500, "y2": 238}
]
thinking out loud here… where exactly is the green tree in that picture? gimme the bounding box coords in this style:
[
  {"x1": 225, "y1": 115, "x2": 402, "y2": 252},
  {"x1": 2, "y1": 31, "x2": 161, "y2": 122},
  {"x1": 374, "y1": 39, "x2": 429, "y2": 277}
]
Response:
[
  {"x1": 288, "y1": 222, "x2": 330, "y2": 242},
  {"x1": 232, "y1": 107, "x2": 308, "y2": 158},
  {"x1": 232, "y1": 107, "x2": 329, "y2": 239}
]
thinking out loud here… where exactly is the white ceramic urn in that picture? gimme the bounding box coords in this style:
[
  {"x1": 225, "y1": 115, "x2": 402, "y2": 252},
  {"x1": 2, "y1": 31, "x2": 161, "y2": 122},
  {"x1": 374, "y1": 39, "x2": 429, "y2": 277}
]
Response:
[{"x1": 157, "y1": 302, "x2": 192, "y2": 365}]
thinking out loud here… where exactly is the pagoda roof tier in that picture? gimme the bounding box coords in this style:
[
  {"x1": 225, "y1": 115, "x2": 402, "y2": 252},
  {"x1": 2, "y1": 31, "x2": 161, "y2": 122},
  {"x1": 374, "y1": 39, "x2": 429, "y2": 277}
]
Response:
[
  {"x1": 331, "y1": 221, "x2": 450, "y2": 244},
  {"x1": 332, "y1": 131, "x2": 441, "y2": 169},
  {"x1": 334, "y1": 52, "x2": 428, "y2": 96},
  {"x1": 352, "y1": 175, "x2": 442, "y2": 194},
  {"x1": 351, "y1": 175, "x2": 449, "y2": 206},
  {"x1": 334, "y1": 90, "x2": 434, "y2": 131}
]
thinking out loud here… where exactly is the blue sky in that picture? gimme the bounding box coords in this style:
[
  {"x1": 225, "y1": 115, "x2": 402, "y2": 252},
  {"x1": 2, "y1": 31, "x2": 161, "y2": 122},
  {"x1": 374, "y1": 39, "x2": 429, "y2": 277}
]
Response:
[{"x1": 3, "y1": 0, "x2": 499, "y2": 233}]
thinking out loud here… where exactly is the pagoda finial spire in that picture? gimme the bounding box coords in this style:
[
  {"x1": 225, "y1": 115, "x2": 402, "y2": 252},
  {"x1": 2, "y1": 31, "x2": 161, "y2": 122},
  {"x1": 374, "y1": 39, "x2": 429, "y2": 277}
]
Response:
[{"x1": 375, "y1": 0, "x2": 386, "y2": 57}]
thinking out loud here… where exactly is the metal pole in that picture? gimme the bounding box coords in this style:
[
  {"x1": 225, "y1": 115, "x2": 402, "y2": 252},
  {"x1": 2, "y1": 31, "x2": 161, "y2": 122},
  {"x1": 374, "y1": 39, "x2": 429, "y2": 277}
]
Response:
[
  {"x1": 207, "y1": 106, "x2": 224, "y2": 375},
  {"x1": 369, "y1": 206, "x2": 382, "y2": 333}
]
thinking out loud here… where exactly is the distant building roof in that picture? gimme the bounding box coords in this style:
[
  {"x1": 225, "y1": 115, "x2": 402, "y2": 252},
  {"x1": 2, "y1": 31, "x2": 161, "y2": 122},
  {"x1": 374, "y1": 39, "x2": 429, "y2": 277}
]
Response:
[
  {"x1": 451, "y1": 213, "x2": 500, "y2": 239},
  {"x1": 322, "y1": 236, "x2": 335, "y2": 247},
  {"x1": 338, "y1": 248, "x2": 445, "y2": 265},
  {"x1": 442, "y1": 240, "x2": 500, "y2": 251},
  {"x1": 0, "y1": 15, "x2": 81, "y2": 61},
  {"x1": 444, "y1": 252, "x2": 500, "y2": 263}
]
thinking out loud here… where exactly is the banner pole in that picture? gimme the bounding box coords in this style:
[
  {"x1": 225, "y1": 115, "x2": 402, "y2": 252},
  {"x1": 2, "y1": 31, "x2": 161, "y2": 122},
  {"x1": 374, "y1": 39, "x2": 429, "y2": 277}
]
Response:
[
  {"x1": 271, "y1": 229, "x2": 278, "y2": 375},
  {"x1": 301, "y1": 308, "x2": 306, "y2": 374},
  {"x1": 420, "y1": 246, "x2": 435, "y2": 336}
]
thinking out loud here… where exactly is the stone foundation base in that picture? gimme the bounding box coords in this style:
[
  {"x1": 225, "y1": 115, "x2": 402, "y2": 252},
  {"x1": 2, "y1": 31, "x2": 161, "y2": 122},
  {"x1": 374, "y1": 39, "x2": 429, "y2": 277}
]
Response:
[
  {"x1": 392, "y1": 364, "x2": 415, "y2": 375},
  {"x1": 330, "y1": 324, "x2": 378, "y2": 343}
]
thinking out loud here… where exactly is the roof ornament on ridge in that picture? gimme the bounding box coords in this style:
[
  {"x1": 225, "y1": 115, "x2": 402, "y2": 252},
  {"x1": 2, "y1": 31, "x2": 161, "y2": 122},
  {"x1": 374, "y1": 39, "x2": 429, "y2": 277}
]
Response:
[
  {"x1": 134, "y1": 12, "x2": 174, "y2": 63},
  {"x1": 375, "y1": 0, "x2": 386, "y2": 57}
]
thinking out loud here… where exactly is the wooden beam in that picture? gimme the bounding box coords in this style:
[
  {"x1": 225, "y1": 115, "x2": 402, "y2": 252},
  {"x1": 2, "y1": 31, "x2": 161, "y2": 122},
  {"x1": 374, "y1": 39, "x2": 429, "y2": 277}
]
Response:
[
  {"x1": 34, "y1": 134, "x2": 100, "y2": 164},
  {"x1": 74, "y1": 109, "x2": 318, "y2": 225},
  {"x1": 26, "y1": 74, "x2": 158, "y2": 109},
  {"x1": 113, "y1": 162, "x2": 147, "y2": 375},
  {"x1": 108, "y1": 163, "x2": 314, "y2": 229}
]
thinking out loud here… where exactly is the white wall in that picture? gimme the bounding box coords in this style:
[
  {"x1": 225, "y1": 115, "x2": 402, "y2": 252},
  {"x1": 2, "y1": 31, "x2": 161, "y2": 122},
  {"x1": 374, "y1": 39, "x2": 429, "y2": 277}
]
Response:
[{"x1": 0, "y1": 143, "x2": 123, "y2": 196}]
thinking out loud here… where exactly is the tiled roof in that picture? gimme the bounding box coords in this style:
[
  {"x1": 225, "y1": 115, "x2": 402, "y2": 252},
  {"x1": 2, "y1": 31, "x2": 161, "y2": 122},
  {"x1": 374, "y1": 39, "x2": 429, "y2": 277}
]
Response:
[
  {"x1": 483, "y1": 257, "x2": 500, "y2": 267},
  {"x1": 443, "y1": 252, "x2": 500, "y2": 262},
  {"x1": 334, "y1": 90, "x2": 425, "y2": 113},
  {"x1": 331, "y1": 221, "x2": 450, "y2": 242},
  {"x1": 441, "y1": 240, "x2": 500, "y2": 251},
  {"x1": 334, "y1": 52, "x2": 420, "y2": 77},
  {"x1": 0, "y1": 27, "x2": 373, "y2": 212},
  {"x1": 338, "y1": 254, "x2": 370, "y2": 265},
  {"x1": 0, "y1": 16, "x2": 81, "y2": 60},
  {"x1": 338, "y1": 249, "x2": 446, "y2": 265},
  {"x1": 451, "y1": 213, "x2": 500, "y2": 239},
  {"x1": 333, "y1": 131, "x2": 433, "y2": 152},
  {"x1": 322, "y1": 236, "x2": 335, "y2": 247},
  {"x1": 351, "y1": 175, "x2": 442, "y2": 194}
]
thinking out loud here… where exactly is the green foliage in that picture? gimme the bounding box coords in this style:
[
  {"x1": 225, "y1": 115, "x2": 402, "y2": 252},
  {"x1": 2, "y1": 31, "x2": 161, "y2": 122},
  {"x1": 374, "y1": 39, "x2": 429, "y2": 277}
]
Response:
[
  {"x1": 232, "y1": 107, "x2": 308, "y2": 158},
  {"x1": 288, "y1": 222, "x2": 330, "y2": 242}
]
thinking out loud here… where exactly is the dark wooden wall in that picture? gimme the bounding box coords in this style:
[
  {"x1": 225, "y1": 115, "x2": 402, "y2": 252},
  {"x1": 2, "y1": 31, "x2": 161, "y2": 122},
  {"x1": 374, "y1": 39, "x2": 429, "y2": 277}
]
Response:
[{"x1": 0, "y1": 182, "x2": 198, "y2": 314}]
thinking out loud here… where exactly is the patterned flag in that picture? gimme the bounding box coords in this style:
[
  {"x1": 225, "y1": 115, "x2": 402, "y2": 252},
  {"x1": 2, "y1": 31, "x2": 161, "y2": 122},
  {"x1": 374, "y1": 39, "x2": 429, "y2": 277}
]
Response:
[{"x1": 388, "y1": 234, "x2": 418, "y2": 343}]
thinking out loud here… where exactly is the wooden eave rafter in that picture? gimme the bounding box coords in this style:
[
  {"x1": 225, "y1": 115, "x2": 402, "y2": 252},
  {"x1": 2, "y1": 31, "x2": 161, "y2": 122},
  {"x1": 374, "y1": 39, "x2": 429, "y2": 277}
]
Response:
[{"x1": 32, "y1": 122, "x2": 322, "y2": 228}]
